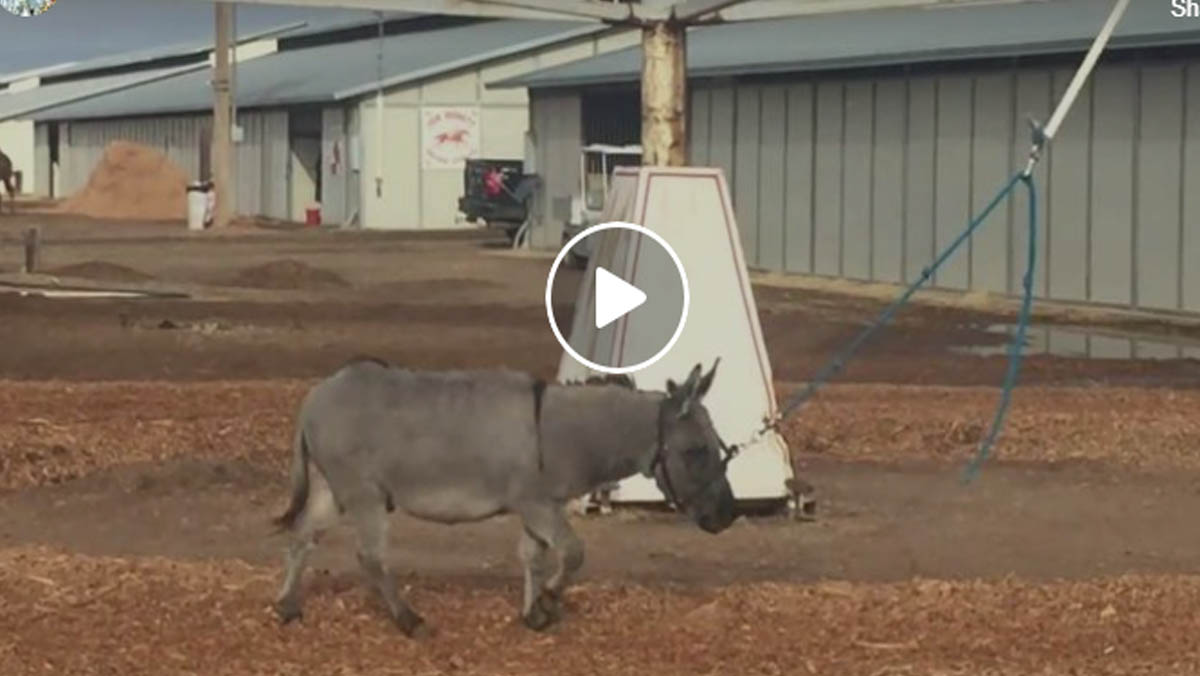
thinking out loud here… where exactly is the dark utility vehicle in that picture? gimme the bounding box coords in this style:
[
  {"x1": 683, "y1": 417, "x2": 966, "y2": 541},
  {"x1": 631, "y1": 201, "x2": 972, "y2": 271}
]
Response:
[{"x1": 458, "y1": 159, "x2": 539, "y2": 242}]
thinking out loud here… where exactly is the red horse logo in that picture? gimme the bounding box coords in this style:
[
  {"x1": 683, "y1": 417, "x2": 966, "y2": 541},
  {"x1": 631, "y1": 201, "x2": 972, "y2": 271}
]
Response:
[{"x1": 435, "y1": 129, "x2": 468, "y2": 145}]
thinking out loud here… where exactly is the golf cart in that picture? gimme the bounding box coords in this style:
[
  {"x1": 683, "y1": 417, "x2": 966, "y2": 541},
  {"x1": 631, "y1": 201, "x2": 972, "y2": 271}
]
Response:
[{"x1": 563, "y1": 144, "x2": 642, "y2": 267}]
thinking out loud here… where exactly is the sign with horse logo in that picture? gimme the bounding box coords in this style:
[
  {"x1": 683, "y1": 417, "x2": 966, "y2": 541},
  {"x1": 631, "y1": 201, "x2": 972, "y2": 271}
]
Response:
[{"x1": 421, "y1": 107, "x2": 481, "y2": 170}]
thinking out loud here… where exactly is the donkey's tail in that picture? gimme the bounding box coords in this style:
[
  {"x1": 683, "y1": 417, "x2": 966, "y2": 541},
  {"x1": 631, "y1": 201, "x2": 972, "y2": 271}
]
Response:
[{"x1": 273, "y1": 426, "x2": 310, "y2": 532}]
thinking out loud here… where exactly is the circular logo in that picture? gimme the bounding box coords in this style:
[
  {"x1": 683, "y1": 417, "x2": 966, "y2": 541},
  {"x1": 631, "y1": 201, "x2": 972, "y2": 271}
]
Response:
[
  {"x1": 421, "y1": 107, "x2": 479, "y2": 169},
  {"x1": 2, "y1": 0, "x2": 56, "y2": 17},
  {"x1": 546, "y1": 221, "x2": 690, "y2": 375}
]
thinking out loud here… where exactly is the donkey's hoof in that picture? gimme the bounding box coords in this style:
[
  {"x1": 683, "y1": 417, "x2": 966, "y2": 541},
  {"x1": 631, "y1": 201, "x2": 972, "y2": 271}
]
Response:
[
  {"x1": 536, "y1": 590, "x2": 562, "y2": 619},
  {"x1": 273, "y1": 599, "x2": 303, "y2": 625},
  {"x1": 521, "y1": 604, "x2": 555, "y2": 632},
  {"x1": 405, "y1": 618, "x2": 435, "y2": 640},
  {"x1": 395, "y1": 610, "x2": 433, "y2": 639}
]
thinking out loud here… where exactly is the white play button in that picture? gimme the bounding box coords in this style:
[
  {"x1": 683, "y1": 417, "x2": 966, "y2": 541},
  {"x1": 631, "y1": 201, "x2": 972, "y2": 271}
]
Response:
[
  {"x1": 545, "y1": 221, "x2": 689, "y2": 375},
  {"x1": 594, "y1": 266, "x2": 647, "y2": 330}
]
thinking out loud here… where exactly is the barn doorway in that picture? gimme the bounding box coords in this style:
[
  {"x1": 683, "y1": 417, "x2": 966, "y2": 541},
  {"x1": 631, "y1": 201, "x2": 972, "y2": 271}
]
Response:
[
  {"x1": 581, "y1": 87, "x2": 640, "y2": 146},
  {"x1": 48, "y1": 123, "x2": 60, "y2": 198},
  {"x1": 288, "y1": 108, "x2": 322, "y2": 223}
]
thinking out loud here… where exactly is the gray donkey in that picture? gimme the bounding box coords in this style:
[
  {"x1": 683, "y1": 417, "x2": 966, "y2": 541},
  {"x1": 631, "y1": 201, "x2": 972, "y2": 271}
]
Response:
[{"x1": 271, "y1": 357, "x2": 736, "y2": 636}]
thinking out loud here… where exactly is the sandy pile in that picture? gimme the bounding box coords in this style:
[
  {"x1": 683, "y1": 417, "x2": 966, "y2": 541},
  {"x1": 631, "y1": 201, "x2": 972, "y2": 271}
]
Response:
[
  {"x1": 57, "y1": 141, "x2": 190, "y2": 221},
  {"x1": 45, "y1": 261, "x2": 156, "y2": 283},
  {"x1": 230, "y1": 259, "x2": 349, "y2": 290}
]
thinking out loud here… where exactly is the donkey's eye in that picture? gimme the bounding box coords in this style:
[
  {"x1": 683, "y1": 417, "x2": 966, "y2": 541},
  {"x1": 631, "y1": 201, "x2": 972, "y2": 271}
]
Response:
[{"x1": 684, "y1": 446, "x2": 706, "y2": 464}]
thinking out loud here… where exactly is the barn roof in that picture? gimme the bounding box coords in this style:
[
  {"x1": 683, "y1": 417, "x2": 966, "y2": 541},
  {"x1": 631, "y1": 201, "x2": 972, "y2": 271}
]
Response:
[
  {"x1": 0, "y1": 20, "x2": 319, "y2": 89},
  {"x1": 0, "y1": 0, "x2": 376, "y2": 82},
  {"x1": 22, "y1": 19, "x2": 606, "y2": 122},
  {"x1": 0, "y1": 64, "x2": 215, "y2": 123},
  {"x1": 490, "y1": 0, "x2": 1200, "y2": 90}
]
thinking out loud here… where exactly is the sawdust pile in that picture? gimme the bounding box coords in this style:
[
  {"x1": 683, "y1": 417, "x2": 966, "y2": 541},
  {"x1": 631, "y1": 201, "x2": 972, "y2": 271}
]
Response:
[
  {"x1": 57, "y1": 141, "x2": 189, "y2": 221},
  {"x1": 45, "y1": 261, "x2": 155, "y2": 283},
  {"x1": 230, "y1": 259, "x2": 349, "y2": 290},
  {"x1": 3, "y1": 381, "x2": 1200, "y2": 492},
  {"x1": 1, "y1": 545, "x2": 1199, "y2": 675}
]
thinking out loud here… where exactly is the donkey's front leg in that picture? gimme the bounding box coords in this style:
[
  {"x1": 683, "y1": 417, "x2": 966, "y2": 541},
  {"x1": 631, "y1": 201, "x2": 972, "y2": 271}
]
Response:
[
  {"x1": 543, "y1": 521, "x2": 583, "y2": 600},
  {"x1": 517, "y1": 504, "x2": 584, "y2": 630}
]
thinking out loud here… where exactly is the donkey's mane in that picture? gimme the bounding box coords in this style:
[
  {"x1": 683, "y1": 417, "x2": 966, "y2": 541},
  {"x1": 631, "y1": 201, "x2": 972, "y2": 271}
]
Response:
[{"x1": 563, "y1": 374, "x2": 636, "y2": 390}]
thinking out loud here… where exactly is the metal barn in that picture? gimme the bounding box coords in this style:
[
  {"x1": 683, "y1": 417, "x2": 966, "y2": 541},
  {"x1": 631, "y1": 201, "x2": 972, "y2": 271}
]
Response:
[
  {"x1": 0, "y1": 3, "x2": 378, "y2": 198},
  {"x1": 19, "y1": 17, "x2": 639, "y2": 228},
  {"x1": 498, "y1": 0, "x2": 1200, "y2": 334}
]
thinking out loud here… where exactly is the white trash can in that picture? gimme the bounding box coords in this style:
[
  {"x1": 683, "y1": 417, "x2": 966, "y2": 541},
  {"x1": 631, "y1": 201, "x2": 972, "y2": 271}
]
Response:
[{"x1": 187, "y1": 182, "x2": 209, "y2": 231}]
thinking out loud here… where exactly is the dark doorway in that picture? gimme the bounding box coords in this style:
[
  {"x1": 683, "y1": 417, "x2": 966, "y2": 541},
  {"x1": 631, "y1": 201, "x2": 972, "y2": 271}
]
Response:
[{"x1": 582, "y1": 88, "x2": 640, "y2": 146}]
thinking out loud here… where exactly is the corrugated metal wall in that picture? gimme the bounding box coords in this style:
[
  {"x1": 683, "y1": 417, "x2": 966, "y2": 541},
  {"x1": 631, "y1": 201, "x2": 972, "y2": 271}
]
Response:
[
  {"x1": 689, "y1": 57, "x2": 1200, "y2": 318},
  {"x1": 58, "y1": 110, "x2": 289, "y2": 220}
]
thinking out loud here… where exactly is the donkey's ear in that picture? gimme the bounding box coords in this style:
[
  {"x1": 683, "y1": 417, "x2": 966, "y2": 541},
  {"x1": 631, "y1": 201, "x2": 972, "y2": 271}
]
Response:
[
  {"x1": 695, "y1": 358, "x2": 720, "y2": 399},
  {"x1": 665, "y1": 378, "x2": 678, "y2": 396}
]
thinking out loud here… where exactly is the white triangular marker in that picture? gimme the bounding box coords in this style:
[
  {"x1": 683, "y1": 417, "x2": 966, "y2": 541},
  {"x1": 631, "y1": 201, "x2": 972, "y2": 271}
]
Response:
[{"x1": 595, "y1": 266, "x2": 647, "y2": 330}]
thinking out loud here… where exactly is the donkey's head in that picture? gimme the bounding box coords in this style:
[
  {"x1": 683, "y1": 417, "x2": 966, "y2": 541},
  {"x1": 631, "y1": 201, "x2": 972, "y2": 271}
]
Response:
[{"x1": 647, "y1": 360, "x2": 736, "y2": 534}]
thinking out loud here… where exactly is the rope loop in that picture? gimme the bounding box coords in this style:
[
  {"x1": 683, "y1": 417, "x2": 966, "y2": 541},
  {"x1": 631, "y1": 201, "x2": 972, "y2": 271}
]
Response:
[{"x1": 746, "y1": 168, "x2": 1041, "y2": 485}]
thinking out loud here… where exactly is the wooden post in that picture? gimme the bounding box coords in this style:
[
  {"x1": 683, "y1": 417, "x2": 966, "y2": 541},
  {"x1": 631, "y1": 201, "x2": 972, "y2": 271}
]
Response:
[
  {"x1": 641, "y1": 21, "x2": 687, "y2": 167},
  {"x1": 22, "y1": 227, "x2": 39, "y2": 274},
  {"x1": 211, "y1": 2, "x2": 234, "y2": 228}
]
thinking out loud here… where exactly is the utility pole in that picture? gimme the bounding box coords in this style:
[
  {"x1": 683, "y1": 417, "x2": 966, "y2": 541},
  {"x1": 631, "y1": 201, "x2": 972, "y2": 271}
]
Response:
[
  {"x1": 640, "y1": 20, "x2": 687, "y2": 167},
  {"x1": 211, "y1": 2, "x2": 234, "y2": 228}
]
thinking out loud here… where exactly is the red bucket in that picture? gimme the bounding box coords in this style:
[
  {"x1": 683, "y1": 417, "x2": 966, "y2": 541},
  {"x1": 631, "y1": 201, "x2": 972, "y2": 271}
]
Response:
[{"x1": 305, "y1": 204, "x2": 321, "y2": 227}]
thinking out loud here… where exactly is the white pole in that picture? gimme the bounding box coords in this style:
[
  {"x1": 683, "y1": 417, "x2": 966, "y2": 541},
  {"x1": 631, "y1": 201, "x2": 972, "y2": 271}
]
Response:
[
  {"x1": 1020, "y1": 0, "x2": 1129, "y2": 177},
  {"x1": 375, "y1": 10, "x2": 384, "y2": 198},
  {"x1": 1041, "y1": 0, "x2": 1130, "y2": 142},
  {"x1": 212, "y1": 2, "x2": 234, "y2": 227},
  {"x1": 231, "y1": 3, "x2": 239, "y2": 141}
]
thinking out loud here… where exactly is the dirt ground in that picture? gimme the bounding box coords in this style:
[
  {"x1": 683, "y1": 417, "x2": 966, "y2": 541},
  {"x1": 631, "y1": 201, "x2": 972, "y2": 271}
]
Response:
[{"x1": 3, "y1": 214, "x2": 1200, "y2": 674}]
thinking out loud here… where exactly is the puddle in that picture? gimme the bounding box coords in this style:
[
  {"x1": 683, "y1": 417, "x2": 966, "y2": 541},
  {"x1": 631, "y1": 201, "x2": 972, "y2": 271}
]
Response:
[
  {"x1": 954, "y1": 324, "x2": 1200, "y2": 361},
  {"x1": 0, "y1": 283, "x2": 187, "y2": 300},
  {"x1": 4, "y1": 288, "x2": 153, "y2": 299}
]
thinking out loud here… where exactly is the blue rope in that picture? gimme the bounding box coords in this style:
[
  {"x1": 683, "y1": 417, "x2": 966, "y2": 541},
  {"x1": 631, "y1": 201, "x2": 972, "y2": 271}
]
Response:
[
  {"x1": 961, "y1": 174, "x2": 1037, "y2": 484},
  {"x1": 768, "y1": 169, "x2": 1039, "y2": 484}
]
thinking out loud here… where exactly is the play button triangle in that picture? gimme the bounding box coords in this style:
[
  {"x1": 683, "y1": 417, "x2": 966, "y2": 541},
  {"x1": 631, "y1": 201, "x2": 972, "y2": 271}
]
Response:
[{"x1": 595, "y1": 266, "x2": 647, "y2": 330}]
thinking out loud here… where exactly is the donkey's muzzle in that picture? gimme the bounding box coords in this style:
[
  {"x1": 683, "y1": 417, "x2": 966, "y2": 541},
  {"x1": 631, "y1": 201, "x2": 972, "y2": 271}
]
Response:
[{"x1": 696, "y1": 482, "x2": 736, "y2": 534}]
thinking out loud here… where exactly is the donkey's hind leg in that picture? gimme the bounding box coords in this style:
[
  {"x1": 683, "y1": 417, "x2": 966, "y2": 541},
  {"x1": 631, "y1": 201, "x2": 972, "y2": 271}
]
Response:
[
  {"x1": 348, "y1": 498, "x2": 429, "y2": 638},
  {"x1": 274, "y1": 472, "x2": 338, "y2": 623},
  {"x1": 274, "y1": 535, "x2": 316, "y2": 623},
  {"x1": 517, "y1": 527, "x2": 554, "y2": 630}
]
